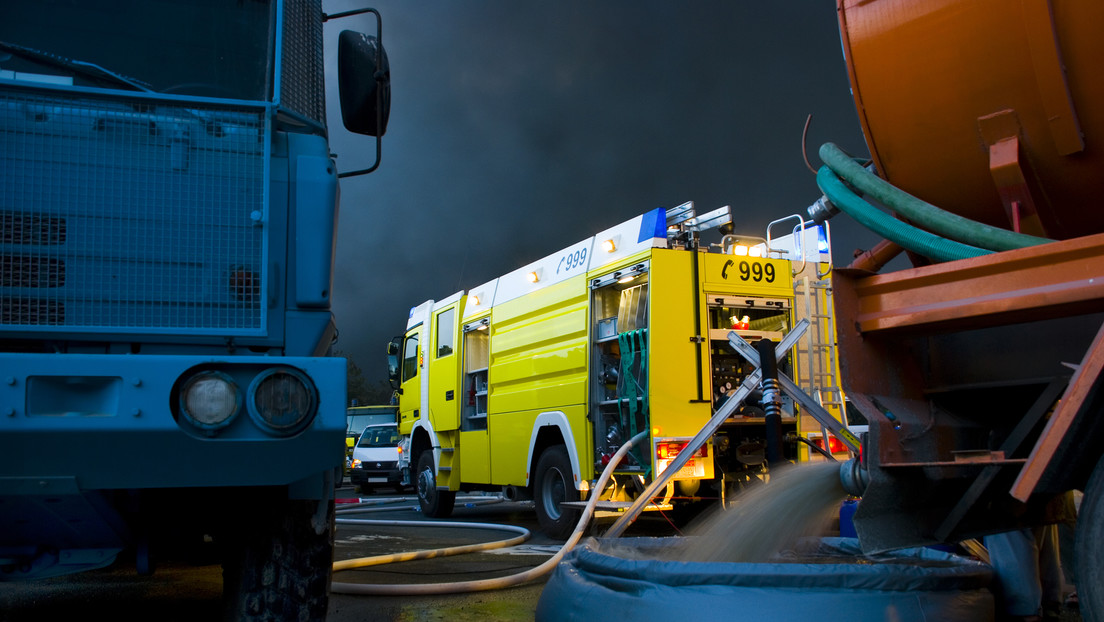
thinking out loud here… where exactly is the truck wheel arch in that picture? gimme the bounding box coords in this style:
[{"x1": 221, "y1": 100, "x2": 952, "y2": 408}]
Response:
[
  {"x1": 526, "y1": 411, "x2": 582, "y2": 490},
  {"x1": 409, "y1": 421, "x2": 438, "y2": 470}
]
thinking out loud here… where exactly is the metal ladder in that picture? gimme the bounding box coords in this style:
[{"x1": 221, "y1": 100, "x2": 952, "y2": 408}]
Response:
[{"x1": 793, "y1": 276, "x2": 846, "y2": 434}]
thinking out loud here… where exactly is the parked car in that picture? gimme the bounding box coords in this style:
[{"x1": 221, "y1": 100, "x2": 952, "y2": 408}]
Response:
[{"x1": 350, "y1": 423, "x2": 405, "y2": 493}]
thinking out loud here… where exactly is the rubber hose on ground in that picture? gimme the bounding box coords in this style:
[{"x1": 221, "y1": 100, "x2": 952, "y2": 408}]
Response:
[
  {"x1": 819, "y1": 142, "x2": 1052, "y2": 251},
  {"x1": 333, "y1": 518, "x2": 530, "y2": 572},
  {"x1": 330, "y1": 429, "x2": 650, "y2": 596},
  {"x1": 816, "y1": 166, "x2": 992, "y2": 263}
]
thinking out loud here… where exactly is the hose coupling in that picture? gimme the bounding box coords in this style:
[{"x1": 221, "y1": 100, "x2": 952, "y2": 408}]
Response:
[
  {"x1": 806, "y1": 195, "x2": 839, "y2": 225},
  {"x1": 839, "y1": 457, "x2": 869, "y2": 497},
  {"x1": 760, "y1": 377, "x2": 782, "y2": 418}
]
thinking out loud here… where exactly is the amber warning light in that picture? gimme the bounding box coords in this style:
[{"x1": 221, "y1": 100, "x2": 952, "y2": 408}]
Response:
[{"x1": 656, "y1": 441, "x2": 708, "y2": 460}]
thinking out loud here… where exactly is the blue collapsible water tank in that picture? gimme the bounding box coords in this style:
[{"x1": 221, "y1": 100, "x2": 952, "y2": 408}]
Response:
[{"x1": 536, "y1": 537, "x2": 994, "y2": 622}]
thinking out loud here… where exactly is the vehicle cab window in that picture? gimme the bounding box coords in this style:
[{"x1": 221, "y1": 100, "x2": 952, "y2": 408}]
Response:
[
  {"x1": 436, "y1": 308, "x2": 455, "y2": 357},
  {"x1": 401, "y1": 334, "x2": 419, "y2": 382}
]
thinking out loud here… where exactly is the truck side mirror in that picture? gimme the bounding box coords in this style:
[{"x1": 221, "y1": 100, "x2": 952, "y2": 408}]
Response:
[
  {"x1": 386, "y1": 336, "x2": 402, "y2": 389},
  {"x1": 337, "y1": 30, "x2": 390, "y2": 136}
]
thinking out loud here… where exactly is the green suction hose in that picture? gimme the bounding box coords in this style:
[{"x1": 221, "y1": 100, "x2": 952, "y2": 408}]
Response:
[
  {"x1": 816, "y1": 166, "x2": 992, "y2": 262},
  {"x1": 819, "y1": 143, "x2": 1052, "y2": 251}
]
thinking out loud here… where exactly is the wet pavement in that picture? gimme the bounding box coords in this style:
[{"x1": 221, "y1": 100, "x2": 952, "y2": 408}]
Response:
[
  {"x1": 0, "y1": 486, "x2": 1086, "y2": 622},
  {"x1": 0, "y1": 487, "x2": 601, "y2": 622},
  {"x1": 327, "y1": 492, "x2": 560, "y2": 622}
]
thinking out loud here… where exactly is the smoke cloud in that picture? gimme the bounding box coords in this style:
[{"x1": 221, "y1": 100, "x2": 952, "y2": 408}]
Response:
[{"x1": 323, "y1": 1, "x2": 876, "y2": 385}]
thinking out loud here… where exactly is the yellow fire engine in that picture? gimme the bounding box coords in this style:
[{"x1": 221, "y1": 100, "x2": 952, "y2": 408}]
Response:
[{"x1": 386, "y1": 203, "x2": 849, "y2": 537}]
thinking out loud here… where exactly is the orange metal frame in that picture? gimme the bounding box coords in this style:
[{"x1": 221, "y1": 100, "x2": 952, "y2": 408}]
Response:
[
  {"x1": 1012, "y1": 320, "x2": 1104, "y2": 501},
  {"x1": 842, "y1": 232, "x2": 1104, "y2": 335},
  {"x1": 837, "y1": 233, "x2": 1104, "y2": 500}
]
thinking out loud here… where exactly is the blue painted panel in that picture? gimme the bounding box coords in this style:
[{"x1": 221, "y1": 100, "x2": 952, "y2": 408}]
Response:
[{"x1": 0, "y1": 352, "x2": 345, "y2": 490}]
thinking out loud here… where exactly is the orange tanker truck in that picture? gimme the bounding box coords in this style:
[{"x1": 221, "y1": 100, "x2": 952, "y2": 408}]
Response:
[{"x1": 819, "y1": 1, "x2": 1104, "y2": 619}]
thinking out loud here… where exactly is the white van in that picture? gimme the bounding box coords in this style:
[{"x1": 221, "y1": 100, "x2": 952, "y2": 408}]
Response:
[{"x1": 350, "y1": 423, "x2": 405, "y2": 493}]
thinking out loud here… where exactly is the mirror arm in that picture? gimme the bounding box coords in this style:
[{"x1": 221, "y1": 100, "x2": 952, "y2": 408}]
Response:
[
  {"x1": 337, "y1": 134, "x2": 380, "y2": 178},
  {"x1": 322, "y1": 8, "x2": 380, "y2": 22}
]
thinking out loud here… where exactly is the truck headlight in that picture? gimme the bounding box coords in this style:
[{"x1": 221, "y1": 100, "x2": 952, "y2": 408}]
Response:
[
  {"x1": 247, "y1": 366, "x2": 318, "y2": 436},
  {"x1": 179, "y1": 371, "x2": 242, "y2": 431}
]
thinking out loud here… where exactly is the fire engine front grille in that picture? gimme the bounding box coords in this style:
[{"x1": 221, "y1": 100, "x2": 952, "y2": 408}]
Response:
[{"x1": 0, "y1": 88, "x2": 267, "y2": 335}]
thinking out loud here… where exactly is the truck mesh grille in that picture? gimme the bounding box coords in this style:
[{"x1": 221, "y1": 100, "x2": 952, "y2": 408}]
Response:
[
  {"x1": 281, "y1": 0, "x2": 326, "y2": 125},
  {"x1": 0, "y1": 89, "x2": 267, "y2": 334}
]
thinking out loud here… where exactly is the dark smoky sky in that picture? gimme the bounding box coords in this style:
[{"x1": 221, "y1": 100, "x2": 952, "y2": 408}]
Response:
[{"x1": 322, "y1": 1, "x2": 880, "y2": 385}]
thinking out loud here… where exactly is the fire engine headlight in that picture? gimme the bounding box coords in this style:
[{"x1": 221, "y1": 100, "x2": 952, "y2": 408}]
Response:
[
  {"x1": 179, "y1": 371, "x2": 242, "y2": 431},
  {"x1": 246, "y1": 366, "x2": 318, "y2": 436}
]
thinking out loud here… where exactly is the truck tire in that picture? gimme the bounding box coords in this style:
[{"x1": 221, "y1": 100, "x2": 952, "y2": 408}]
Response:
[
  {"x1": 416, "y1": 450, "x2": 455, "y2": 518},
  {"x1": 1077, "y1": 455, "x2": 1104, "y2": 622},
  {"x1": 534, "y1": 445, "x2": 581, "y2": 539},
  {"x1": 222, "y1": 497, "x2": 334, "y2": 622}
]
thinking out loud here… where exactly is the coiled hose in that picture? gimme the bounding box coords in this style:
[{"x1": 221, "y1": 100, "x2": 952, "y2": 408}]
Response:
[
  {"x1": 817, "y1": 142, "x2": 1053, "y2": 261},
  {"x1": 816, "y1": 166, "x2": 991, "y2": 262},
  {"x1": 330, "y1": 429, "x2": 650, "y2": 595}
]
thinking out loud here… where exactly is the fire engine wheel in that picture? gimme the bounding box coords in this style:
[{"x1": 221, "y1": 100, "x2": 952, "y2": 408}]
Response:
[
  {"x1": 1077, "y1": 454, "x2": 1104, "y2": 622},
  {"x1": 221, "y1": 496, "x2": 334, "y2": 622},
  {"x1": 534, "y1": 445, "x2": 580, "y2": 540},
  {"x1": 416, "y1": 450, "x2": 455, "y2": 518}
]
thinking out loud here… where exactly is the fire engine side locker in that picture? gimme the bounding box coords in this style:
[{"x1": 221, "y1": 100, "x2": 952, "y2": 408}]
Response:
[
  {"x1": 487, "y1": 274, "x2": 591, "y2": 487},
  {"x1": 588, "y1": 252, "x2": 653, "y2": 479},
  {"x1": 647, "y1": 249, "x2": 715, "y2": 477},
  {"x1": 458, "y1": 307, "x2": 493, "y2": 485}
]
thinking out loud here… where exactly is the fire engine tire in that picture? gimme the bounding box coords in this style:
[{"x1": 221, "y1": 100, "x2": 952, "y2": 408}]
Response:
[
  {"x1": 537, "y1": 537, "x2": 994, "y2": 622},
  {"x1": 222, "y1": 497, "x2": 334, "y2": 622},
  {"x1": 417, "y1": 450, "x2": 455, "y2": 518},
  {"x1": 1076, "y1": 454, "x2": 1104, "y2": 622},
  {"x1": 534, "y1": 445, "x2": 581, "y2": 540}
]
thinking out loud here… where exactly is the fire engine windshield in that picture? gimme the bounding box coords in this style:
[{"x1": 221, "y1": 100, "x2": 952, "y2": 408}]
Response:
[{"x1": 0, "y1": 0, "x2": 274, "y2": 101}]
